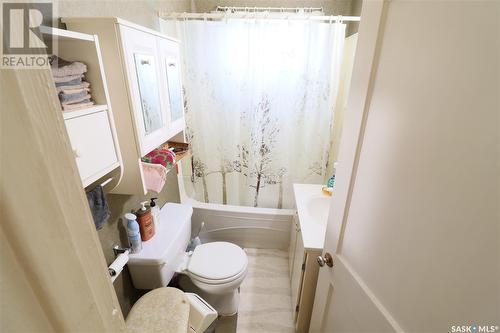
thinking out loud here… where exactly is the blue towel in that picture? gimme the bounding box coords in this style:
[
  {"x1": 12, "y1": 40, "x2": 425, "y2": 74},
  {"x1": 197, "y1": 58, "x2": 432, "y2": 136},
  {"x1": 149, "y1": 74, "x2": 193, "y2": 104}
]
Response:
[
  {"x1": 86, "y1": 186, "x2": 111, "y2": 230},
  {"x1": 59, "y1": 90, "x2": 89, "y2": 103},
  {"x1": 55, "y1": 77, "x2": 82, "y2": 87}
]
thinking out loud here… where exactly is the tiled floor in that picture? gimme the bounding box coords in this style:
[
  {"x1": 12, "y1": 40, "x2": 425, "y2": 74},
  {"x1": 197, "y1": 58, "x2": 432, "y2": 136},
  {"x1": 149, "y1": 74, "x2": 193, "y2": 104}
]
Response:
[{"x1": 234, "y1": 248, "x2": 295, "y2": 333}]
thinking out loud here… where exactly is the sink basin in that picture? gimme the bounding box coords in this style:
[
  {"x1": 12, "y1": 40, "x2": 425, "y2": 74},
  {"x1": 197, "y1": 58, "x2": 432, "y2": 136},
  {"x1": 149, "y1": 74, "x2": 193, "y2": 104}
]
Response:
[
  {"x1": 306, "y1": 196, "x2": 331, "y2": 223},
  {"x1": 294, "y1": 183, "x2": 331, "y2": 250}
]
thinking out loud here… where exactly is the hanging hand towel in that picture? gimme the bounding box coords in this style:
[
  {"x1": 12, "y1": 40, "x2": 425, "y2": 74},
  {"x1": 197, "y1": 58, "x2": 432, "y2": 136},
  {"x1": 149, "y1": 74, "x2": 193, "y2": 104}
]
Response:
[
  {"x1": 142, "y1": 162, "x2": 167, "y2": 193},
  {"x1": 86, "y1": 185, "x2": 111, "y2": 230}
]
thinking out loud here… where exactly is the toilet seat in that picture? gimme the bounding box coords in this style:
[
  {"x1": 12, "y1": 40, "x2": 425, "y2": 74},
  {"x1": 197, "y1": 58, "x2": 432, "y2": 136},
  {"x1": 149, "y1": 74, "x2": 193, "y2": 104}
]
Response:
[
  {"x1": 189, "y1": 265, "x2": 247, "y2": 285},
  {"x1": 187, "y1": 242, "x2": 248, "y2": 284}
]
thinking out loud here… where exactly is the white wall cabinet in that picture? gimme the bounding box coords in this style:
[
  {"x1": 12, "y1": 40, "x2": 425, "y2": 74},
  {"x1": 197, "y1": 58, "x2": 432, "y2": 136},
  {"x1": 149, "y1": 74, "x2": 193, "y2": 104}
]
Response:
[
  {"x1": 62, "y1": 17, "x2": 185, "y2": 194},
  {"x1": 289, "y1": 213, "x2": 322, "y2": 333},
  {"x1": 41, "y1": 27, "x2": 122, "y2": 189}
]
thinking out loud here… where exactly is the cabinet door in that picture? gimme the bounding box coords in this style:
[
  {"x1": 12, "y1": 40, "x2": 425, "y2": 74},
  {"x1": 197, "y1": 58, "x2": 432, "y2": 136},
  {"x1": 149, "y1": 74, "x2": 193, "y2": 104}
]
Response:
[
  {"x1": 157, "y1": 37, "x2": 185, "y2": 139},
  {"x1": 289, "y1": 215, "x2": 298, "y2": 281},
  {"x1": 65, "y1": 110, "x2": 119, "y2": 186},
  {"x1": 120, "y1": 25, "x2": 169, "y2": 156},
  {"x1": 290, "y1": 221, "x2": 305, "y2": 321}
]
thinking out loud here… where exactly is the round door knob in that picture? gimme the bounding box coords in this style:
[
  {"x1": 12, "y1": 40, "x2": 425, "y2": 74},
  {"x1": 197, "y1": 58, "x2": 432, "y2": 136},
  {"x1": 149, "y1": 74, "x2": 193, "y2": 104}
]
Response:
[{"x1": 317, "y1": 252, "x2": 334, "y2": 267}]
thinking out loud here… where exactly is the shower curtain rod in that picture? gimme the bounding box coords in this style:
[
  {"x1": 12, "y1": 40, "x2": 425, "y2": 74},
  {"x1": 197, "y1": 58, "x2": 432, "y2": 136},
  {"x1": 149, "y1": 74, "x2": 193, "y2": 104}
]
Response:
[
  {"x1": 215, "y1": 6, "x2": 324, "y2": 13},
  {"x1": 159, "y1": 12, "x2": 360, "y2": 23}
]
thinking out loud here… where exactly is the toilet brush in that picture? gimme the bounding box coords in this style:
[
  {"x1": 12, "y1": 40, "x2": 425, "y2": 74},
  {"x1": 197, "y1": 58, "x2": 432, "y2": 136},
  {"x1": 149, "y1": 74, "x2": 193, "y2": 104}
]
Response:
[{"x1": 187, "y1": 221, "x2": 205, "y2": 252}]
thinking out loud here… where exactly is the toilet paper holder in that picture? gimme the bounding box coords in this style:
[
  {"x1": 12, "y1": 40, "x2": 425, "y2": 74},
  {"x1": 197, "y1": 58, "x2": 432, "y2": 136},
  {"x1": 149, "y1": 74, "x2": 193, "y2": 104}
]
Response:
[
  {"x1": 108, "y1": 245, "x2": 131, "y2": 281},
  {"x1": 113, "y1": 244, "x2": 130, "y2": 256}
]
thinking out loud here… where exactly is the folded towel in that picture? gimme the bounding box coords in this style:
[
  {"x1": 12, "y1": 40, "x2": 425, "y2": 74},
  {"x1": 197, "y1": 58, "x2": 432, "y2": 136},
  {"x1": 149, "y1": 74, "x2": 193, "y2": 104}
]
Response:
[
  {"x1": 55, "y1": 77, "x2": 85, "y2": 87},
  {"x1": 141, "y1": 148, "x2": 176, "y2": 169},
  {"x1": 59, "y1": 90, "x2": 90, "y2": 103},
  {"x1": 58, "y1": 87, "x2": 90, "y2": 95},
  {"x1": 56, "y1": 81, "x2": 90, "y2": 92},
  {"x1": 62, "y1": 100, "x2": 95, "y2": 111},
  {"x1": 49, "y1": 55, "x2": 87, "y2": 77},
  {"x1": 61, "y1": 94, "x2": 92, "y2": 106},
  {"x1": 85, "y1": 185, "x2": 110, "y2": 230},
  {"x1": 53, "y1": 74, "x2": 84, "y2": 84}
]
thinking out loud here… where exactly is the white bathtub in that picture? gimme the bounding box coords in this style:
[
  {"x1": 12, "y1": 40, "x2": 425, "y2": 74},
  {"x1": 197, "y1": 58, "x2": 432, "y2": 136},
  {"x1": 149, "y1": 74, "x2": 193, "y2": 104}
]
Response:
[{"x1": 177, "y1": 163, "x2": 294, "y2": 249}]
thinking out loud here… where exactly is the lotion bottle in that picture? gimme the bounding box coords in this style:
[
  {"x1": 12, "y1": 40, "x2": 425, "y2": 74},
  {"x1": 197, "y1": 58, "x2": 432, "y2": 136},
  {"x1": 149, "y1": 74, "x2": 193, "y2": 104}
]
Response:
[{"x1": 136, "y1": 201, "x2": 155, "y2": 241}]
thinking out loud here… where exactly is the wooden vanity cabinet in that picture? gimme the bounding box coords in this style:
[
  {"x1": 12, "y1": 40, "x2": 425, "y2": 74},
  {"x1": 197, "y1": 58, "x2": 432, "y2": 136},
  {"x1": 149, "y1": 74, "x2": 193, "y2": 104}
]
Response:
[{"x1": 289, "y1": 213, "x2": 322, "y2": 333}]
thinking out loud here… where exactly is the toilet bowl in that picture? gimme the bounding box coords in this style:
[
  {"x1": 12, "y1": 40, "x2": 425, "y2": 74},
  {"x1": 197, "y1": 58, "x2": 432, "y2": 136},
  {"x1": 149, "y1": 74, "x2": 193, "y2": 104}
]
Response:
[
  {"x1": 127, "y1": 203, "x2": 248, "y2": 316},
  {"x1": 179, "y1": 241, "x2": 248, "y2": 315}
]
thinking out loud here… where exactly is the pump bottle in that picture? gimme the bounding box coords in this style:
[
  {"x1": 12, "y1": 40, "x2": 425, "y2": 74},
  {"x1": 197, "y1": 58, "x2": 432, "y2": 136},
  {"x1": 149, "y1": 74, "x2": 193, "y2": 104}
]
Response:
[
  {"x1": 136, "y1": 201, "x2": 155, "y2": 241},
  {"x1": 150, "y1": 197, "x2": 160, "y2": 228}
]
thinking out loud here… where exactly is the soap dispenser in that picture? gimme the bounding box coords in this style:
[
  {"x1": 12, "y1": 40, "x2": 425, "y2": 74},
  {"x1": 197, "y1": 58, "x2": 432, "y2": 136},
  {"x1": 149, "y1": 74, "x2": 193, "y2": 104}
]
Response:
[
  {"x1": 125, "y1": 213, "x2": 142, "y2": 254},
  {"x1": 150, "y1": 197, "x2": 159, "y2": 228},
  {"x1": 136, "y1": 201, "x2": 155, "y2": 241}
]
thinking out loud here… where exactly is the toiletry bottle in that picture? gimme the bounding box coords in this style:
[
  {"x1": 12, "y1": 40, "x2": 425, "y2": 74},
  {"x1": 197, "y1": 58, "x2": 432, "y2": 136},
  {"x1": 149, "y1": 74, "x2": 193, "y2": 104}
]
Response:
[
  {"x1": 327, "y1": 162, "x2": 339, "y2": 188},
  {"x1": 150, "y1": 197, "x2": 160, "y2": 228},
  {"x1": 136, "y1": 201, "x2": 155, "y2": 241},
  {"x1": 125, "y1": 213, "x2": 142, "y2": 254}
]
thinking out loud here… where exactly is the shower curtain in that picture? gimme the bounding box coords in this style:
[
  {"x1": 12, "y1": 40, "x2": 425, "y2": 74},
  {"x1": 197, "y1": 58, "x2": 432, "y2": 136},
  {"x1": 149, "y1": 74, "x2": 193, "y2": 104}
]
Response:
[{"x1": 165, "y1": 18, "x2": 346, "y2": 208}]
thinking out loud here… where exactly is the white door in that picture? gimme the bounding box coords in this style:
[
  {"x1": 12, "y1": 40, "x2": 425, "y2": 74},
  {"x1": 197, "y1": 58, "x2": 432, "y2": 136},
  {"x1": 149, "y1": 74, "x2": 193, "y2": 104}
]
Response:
[{"x1": 310, "y1": 0, "x2": 499, "y2": 332}]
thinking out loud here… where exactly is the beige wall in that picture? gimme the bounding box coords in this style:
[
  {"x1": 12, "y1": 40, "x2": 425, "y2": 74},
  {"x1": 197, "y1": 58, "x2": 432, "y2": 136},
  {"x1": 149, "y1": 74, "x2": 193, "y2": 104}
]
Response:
[
  {"x1": 339, "y1": 0, "x2": 499, "y2": 330},
  {"x1": 55, "y1": 0, "x2": 192, "y2": 30}
]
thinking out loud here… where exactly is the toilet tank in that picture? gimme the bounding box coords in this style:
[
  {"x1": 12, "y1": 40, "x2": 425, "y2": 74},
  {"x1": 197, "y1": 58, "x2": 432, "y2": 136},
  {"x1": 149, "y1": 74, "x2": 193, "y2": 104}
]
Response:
[{"x1": 127, "y1": 203, "x2": 193, "y2": 289}]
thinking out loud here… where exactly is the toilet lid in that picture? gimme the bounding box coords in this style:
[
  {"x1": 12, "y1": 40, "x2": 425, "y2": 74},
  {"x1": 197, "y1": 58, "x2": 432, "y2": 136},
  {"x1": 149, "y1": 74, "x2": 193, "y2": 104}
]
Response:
[{"x1": 188, "y1": 242, "x2": 247, "y2": 280}]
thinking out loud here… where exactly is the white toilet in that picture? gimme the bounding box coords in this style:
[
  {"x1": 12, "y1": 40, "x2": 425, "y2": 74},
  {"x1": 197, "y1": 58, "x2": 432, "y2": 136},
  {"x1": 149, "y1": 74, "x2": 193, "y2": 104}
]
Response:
[{"x1": 127, "y1": 203, "x2": 248, "y2": 316}]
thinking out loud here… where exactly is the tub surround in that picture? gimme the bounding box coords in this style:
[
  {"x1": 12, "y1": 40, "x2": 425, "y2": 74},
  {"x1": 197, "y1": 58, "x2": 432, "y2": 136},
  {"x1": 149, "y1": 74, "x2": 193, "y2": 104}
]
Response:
[
  {"x1": 178, "y1": 162, "x2": 294, "y2": 250},
  {"x1": 293, "y1": 183, "x2": 331, "y2": 250}
]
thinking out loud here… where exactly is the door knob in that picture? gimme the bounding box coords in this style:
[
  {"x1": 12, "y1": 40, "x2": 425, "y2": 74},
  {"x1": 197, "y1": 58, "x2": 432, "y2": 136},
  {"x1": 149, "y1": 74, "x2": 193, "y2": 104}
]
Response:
[{"x1": 317, "y1": 253, "x2": 334, "y2": 267}]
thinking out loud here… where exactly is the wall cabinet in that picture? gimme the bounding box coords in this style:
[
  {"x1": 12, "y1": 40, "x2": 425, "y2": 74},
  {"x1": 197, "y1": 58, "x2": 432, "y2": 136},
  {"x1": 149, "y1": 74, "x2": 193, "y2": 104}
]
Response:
[
  {"x1": 289, "y1": 214, "x2": 322, "y2": 333},
  {"x1": 62, "y1": 17, "x2": 185, "y2": 194},
  {"x1": 41, "y1": 27, "x2": 122, "y2": 189}
]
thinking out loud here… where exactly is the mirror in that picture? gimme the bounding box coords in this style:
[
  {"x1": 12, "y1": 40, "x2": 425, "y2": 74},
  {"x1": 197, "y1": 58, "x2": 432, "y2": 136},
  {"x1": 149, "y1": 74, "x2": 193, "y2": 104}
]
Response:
[
  {"x1": 134, "y1": 54, "x2": 163, "y2": 135},
  {"x1": 165, "y1": 61, "x2": 183, "y2": 122}
]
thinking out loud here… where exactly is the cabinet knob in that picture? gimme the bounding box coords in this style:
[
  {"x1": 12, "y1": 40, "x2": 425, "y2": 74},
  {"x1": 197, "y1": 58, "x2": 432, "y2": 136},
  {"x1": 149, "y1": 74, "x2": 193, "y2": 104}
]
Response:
[
  {"x1": 317, "y1": 252, "x2": 334, "y2": 267},
  {"x1": 73, "y1": 149, "x2": 81, "y2": 158}
]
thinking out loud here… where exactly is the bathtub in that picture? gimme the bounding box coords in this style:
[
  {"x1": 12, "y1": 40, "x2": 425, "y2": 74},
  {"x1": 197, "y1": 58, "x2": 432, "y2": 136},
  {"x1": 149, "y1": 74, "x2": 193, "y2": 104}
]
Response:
[{"x1": 177, "y1": 163, "x2": 294, "y2": 249}]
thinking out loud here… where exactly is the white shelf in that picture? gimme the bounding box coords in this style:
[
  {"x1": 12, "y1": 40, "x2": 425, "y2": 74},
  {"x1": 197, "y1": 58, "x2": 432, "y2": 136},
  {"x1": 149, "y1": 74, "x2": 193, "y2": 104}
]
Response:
[
  {"x1": 40, "y1": 26, "x2": 95, "y2": 42},
  {"x1": 62, "y1": 104, "x2": 108, "y2": 120}
]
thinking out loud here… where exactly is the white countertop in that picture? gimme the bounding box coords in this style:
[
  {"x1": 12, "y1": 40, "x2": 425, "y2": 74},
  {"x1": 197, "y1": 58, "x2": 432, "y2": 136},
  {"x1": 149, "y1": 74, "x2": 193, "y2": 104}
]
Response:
[{"x1": 293, "y1": 183, "x2": 332, "y2": 250}]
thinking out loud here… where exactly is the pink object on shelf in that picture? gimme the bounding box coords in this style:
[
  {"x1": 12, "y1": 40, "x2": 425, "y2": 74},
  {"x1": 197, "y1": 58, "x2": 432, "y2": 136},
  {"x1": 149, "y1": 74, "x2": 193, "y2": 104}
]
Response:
[{"x1": 142, "y1": 162, "x2": 167, "y2": 193}]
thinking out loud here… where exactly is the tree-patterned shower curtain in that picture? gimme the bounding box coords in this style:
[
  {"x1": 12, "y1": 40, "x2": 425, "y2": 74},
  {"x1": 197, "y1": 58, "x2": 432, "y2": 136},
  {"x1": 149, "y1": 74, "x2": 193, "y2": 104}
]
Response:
[{"x1": 172, "y1": 18, "x2": 346, "y2": 209}]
